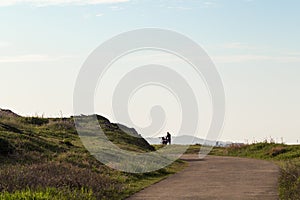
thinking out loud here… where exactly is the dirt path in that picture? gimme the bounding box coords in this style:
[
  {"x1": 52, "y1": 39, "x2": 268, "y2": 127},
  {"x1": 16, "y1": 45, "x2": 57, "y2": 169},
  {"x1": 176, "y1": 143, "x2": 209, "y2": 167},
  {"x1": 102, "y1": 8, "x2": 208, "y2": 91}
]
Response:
[{"x1": 128, "y1": 155, "x2": 279, "y2": 200}]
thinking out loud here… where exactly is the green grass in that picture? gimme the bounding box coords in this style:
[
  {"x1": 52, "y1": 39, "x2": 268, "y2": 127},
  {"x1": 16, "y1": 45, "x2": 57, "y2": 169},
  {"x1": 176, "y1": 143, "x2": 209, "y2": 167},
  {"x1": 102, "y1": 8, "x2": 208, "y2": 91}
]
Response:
[
  {"x1": 185, "y1": 143, "x2": 300, "y2": 199},
  {"x1": 0, "y1": 110, "x2": 185, "y2": 199},
  {"x1": 209, "y1": 143, "x2": 300, "y2": 161},
  {"x1": 115, "y1": 159, "x2": 187, "y2": 199},
  {"x1": 0, "y1": 188, "x2": 94, "y2": 200}
]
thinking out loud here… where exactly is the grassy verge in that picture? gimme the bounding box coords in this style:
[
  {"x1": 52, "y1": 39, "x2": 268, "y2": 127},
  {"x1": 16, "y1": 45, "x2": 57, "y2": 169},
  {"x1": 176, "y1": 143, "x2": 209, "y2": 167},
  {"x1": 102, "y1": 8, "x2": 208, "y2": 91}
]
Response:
[
  {"x1": 185, "y1": 143, "x2": 300, "y2": 199},
  {"x1": 118, "y1": 159, "x2": 187, "y2": 199}
]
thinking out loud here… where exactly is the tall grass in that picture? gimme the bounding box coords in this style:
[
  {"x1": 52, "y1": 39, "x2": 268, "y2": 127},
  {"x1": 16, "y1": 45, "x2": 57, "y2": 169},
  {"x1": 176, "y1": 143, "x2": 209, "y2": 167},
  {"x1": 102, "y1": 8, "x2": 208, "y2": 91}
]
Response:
[
  {"x1": 0, "y1": 162, "x2": 122, "y2": 199},
  {"x1": 279, "y1": 159, "x2": 300, "y2": 199}
]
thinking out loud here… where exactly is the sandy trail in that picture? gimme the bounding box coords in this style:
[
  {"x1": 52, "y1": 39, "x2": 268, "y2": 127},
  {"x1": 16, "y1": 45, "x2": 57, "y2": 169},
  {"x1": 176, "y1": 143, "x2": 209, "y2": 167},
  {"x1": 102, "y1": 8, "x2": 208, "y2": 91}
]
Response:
[{"x1": 128, "y1": 155, "x2": 279, "y2": 200}]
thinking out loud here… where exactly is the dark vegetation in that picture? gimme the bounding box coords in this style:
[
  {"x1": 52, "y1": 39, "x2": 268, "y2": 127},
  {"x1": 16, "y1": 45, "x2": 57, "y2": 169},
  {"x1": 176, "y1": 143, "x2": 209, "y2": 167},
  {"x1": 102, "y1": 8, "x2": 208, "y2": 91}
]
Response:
[
  {"x1": 186, "y1": 142, "x2": 300, "y2": 200},
  {"x1": 0, "y1": 109, "x2": 184, "y2": 199}
]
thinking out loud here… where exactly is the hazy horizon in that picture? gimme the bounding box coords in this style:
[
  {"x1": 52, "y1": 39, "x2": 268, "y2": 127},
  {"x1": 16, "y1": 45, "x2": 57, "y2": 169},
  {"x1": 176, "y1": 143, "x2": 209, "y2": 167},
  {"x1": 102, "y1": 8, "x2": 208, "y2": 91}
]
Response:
[{"x1": 1, "y1": 0, "x2": 300, "y2": 144}]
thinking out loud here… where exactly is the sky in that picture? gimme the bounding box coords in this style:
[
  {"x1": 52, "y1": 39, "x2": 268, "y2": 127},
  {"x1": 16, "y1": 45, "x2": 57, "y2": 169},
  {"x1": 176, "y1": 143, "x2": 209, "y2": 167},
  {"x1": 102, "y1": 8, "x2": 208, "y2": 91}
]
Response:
[{"x1": 1, "y1": 0, "x2": 300, "y2": 143}]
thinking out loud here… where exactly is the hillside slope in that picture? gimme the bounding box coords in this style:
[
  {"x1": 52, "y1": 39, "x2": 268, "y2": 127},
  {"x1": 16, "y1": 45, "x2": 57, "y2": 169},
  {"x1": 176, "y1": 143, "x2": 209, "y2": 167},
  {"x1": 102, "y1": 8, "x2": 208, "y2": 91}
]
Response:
[
  {"x1": 0, "y1": 109, "x2": 153, "y2": 158},
  {"x1": 0, "y1": 109, "x2": 180, "y2": 200}
]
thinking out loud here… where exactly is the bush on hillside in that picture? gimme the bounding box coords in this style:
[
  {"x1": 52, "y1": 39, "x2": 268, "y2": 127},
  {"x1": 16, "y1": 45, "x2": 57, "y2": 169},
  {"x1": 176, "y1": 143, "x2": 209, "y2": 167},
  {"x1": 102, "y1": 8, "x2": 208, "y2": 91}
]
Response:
[
  {"x1": 23, "y1": 117, "x2": 49, "y2": 126},
  {"x1": 0, "y1": 138, "x2": 14, "y2": 156},
  {"x1": 269, "y1": 146, "x2": 287, "y2": 157}
]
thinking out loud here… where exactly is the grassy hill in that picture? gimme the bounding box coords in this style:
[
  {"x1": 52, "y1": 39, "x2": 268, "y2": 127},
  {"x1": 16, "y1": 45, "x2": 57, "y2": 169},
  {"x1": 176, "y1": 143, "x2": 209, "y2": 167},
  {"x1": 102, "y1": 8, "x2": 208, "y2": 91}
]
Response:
[{"x1": 0, "y1": 109, "x2": 184, "y2": 199}]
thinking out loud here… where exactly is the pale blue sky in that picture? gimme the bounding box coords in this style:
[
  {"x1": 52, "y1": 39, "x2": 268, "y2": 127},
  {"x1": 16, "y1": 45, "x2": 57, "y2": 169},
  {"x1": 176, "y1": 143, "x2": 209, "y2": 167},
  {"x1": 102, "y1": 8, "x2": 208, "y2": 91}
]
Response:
[{"x1": 1, "y1": 0, "x2": 300, "y2": 143}]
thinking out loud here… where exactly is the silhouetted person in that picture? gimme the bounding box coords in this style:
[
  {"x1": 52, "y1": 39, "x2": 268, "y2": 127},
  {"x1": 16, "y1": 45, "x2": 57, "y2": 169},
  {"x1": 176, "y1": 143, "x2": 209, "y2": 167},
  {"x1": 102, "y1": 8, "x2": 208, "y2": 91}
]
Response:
[{"x1": 166, "y1": 132, "x2": 171, "y2": 145}]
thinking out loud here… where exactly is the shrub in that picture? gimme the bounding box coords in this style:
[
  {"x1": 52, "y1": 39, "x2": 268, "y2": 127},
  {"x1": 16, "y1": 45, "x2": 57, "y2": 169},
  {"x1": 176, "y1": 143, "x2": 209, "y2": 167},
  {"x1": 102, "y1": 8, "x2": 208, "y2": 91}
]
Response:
[
  {"x1": 269, "y1": 146, "x2": 287, "y2": 157},
  {"x1": 23, "y1": 117, "x2": 49, "y2": 126},
  {"x1": 0, "y1": 138, "x2": 14, "y2": 156},
  {"x1": 225, "y1": 143, "x2": 247, "y2": 155}
]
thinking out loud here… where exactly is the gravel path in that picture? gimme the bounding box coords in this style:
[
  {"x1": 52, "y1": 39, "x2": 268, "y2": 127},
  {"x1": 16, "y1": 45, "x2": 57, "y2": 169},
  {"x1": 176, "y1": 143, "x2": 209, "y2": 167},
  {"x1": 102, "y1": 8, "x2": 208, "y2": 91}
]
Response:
[{"x1": 128, "y1": 155, "x2": 279, "y2": 200}]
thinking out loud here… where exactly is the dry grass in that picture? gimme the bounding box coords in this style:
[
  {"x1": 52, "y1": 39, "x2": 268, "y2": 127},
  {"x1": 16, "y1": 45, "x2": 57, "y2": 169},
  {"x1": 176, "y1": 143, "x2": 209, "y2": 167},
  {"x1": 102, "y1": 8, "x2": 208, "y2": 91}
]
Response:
[
  {"x1": 0, "y1": 162, "x2": 123, "y2": 199},
  {"x1": 279, "y1": 159, "x2": 300, "y2": 199}
]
